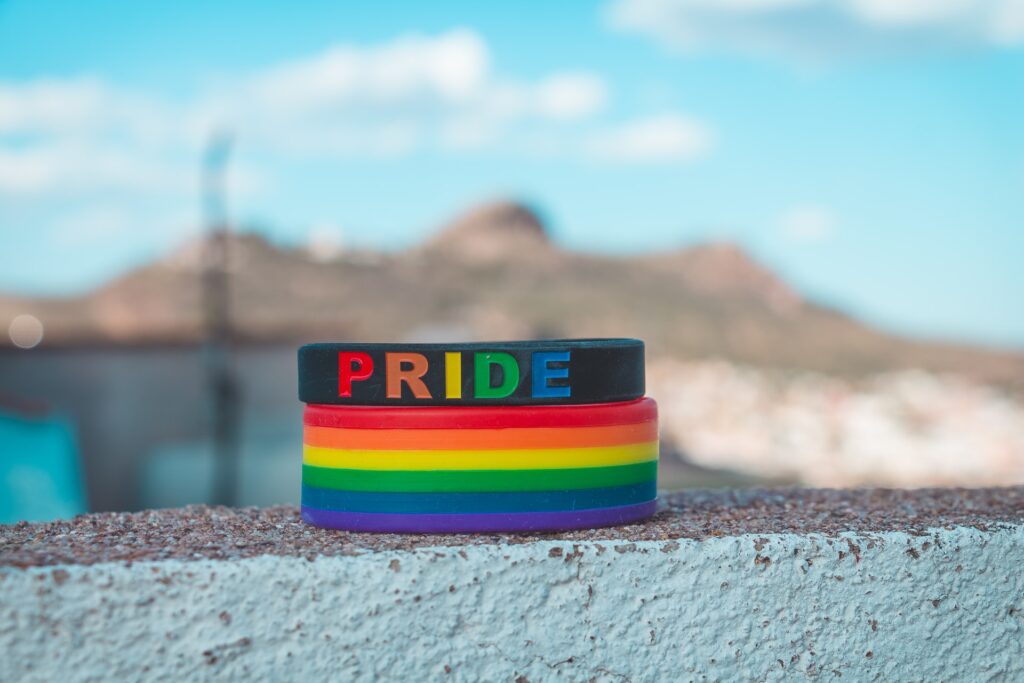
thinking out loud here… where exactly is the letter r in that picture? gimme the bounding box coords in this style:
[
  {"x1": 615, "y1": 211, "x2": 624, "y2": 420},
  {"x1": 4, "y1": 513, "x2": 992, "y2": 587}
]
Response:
[{"x1": 386, "y1": 352, "x2": 432, "y2": 399}]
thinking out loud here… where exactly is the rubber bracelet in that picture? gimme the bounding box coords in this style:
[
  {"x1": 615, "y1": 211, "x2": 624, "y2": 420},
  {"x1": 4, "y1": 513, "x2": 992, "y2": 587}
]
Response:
[
  {"x1": 301, "y1": 481, "x2": 656, "y2": 514},
  {"x1": 303, "y1": 442, "x2": 658, "y2": 470},
  {"x1": 301, "y1": 500, "x2": 657, "y2": 533},
  {"x1": 298, "y1": 338, "x2": 644, "y2": 406},
  {"x1": 301, "y1": 461, "x2": 658, "y2": 493},
  {"x1": 304, "y1": 398, "x2": 657, "y2": 430},
  {"x1": 304, "y1": 422, "x2": 658, "y2": 450}
]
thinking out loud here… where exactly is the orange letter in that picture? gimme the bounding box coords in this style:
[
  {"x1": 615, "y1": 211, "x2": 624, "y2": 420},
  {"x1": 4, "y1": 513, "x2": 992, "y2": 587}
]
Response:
[
  {"x1": 338, "y1": 351, "x2": 373, "y2": 397},
  {"x1": 386, "y1": 352, "x2": 431, "y2": 399}
]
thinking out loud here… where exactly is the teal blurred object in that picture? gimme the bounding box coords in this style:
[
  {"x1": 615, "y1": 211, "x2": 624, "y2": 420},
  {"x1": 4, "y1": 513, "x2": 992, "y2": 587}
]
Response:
[{"x1": 0, "y1": 409, "x2": 86, "y2": 524}]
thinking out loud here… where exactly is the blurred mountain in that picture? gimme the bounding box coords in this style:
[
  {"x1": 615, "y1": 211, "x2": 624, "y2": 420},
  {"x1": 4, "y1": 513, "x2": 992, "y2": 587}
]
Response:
[{"x1": 2, "y1": 200, "x2": 1022, "y2": 386}]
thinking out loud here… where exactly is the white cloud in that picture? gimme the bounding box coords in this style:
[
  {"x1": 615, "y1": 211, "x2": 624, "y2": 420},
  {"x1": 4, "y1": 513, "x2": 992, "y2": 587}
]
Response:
[
  {"x1": 0, "y1": 28, "x2": 705, "y2": 200},
  {"x1": 586, "y1": 114, "x2": 713, "y2": 163},
  {"x1": 0, "y1": 143, "x2": 187, "y2": 195},
  {"x1": 0, "y1": 140, "x2": 265, "y2": 197},
  {"x1": 534, "y1": 74, "x2": 608, "y2": 120},
  {"x1": 0, "y1": 79, "x2": 174, "y2": 142},
  {"x1": 218, "y1": 31, "x2": 608, "y2": 156},
  {"x1": 606, "y1": 0, "x2": 1024, "y2": 61},
  {"x1": 778, "y1": 204, "x2": 837, "y2": 242},
  {"x1": 0, "y1": 79, "x2": 195, "y2": 197},
  {"x1": 245, "y1": 29, "x2": 490, "y2": 115},
  {"x1": 243, "y1": 31, "x2": 605, "y2": 122}
]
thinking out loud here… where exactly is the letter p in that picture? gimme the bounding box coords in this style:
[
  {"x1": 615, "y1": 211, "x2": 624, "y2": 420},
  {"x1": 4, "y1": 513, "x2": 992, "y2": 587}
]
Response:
[{"x1": 338, "y1": 351, "x2": 373, "y2": 397}]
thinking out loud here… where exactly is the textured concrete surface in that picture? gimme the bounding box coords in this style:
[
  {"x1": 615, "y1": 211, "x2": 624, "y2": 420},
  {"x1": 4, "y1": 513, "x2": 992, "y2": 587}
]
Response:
[
  {"x1": 2, "y1": 488, "x2": 1024, "y2": 681},
  {"x1": 5, "y1": 487, "x2": 1024, "y2": 567}
]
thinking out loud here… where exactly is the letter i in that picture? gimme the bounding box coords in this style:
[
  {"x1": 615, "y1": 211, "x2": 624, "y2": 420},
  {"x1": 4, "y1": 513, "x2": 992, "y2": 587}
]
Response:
[{"x1": 445, "y1": 352, "x2": 462, "y2": 399}]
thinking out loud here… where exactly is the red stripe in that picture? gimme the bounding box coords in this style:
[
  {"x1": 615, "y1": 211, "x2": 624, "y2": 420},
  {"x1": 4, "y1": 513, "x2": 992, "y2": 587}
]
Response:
[{"x1": 303, "y1": 398, "x2": 657, "y2": 430}]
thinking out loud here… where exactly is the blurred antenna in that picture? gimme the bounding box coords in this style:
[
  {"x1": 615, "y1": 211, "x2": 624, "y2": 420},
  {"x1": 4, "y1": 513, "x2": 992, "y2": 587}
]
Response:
[{"x1": 201, "y1": 130, "x2": 241, "y2": 508}]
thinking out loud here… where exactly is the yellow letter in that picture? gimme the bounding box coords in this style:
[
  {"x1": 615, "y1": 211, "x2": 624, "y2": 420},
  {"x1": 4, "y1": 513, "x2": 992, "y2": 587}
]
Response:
[{"x1": 445, "y1": 352, "x2": 462, "y2": 399}]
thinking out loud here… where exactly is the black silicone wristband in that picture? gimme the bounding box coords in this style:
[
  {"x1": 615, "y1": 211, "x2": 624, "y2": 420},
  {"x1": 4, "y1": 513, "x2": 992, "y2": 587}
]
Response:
[{"x1": 298, "y1": 339, "x2": 645, "y2": 406}]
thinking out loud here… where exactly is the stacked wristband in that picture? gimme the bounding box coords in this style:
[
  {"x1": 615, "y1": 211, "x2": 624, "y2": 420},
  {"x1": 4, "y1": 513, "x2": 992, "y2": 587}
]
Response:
[{"x1": 298, "y1": 339, "x2": 657, "y2": 533}]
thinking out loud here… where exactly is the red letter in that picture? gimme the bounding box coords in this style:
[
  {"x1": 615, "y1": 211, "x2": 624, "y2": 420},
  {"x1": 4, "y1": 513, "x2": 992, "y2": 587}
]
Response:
[
  {"x1": 338, "y1": 351, "x2": 373, "y2": 397},
  {"x1": 386, "y1": 352, "x2": 432, "y2": 399}
]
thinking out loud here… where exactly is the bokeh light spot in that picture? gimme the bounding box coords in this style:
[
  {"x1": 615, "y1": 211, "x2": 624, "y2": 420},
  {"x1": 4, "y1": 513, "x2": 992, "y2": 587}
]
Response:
[{"x1": 9, "y1": 314, "x2": 44, "y2": 349}]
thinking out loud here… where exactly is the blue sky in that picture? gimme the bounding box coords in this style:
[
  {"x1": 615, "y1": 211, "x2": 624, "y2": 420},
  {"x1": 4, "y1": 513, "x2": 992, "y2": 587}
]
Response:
[{"x1": 1, "y1": 0, "x2": 1022, "y2": 347}]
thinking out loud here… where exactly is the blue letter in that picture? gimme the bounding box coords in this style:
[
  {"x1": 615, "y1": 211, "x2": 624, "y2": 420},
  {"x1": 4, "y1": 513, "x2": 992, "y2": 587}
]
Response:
[{"x1": 532, "y1": 350, "x2": 570, "y2": 398}]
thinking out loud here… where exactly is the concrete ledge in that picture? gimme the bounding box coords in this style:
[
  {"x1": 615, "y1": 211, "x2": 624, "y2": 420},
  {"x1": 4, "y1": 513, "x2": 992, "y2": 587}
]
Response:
[{"x1": 3, "y1": 488, "x2": 1023, "y2": 681}]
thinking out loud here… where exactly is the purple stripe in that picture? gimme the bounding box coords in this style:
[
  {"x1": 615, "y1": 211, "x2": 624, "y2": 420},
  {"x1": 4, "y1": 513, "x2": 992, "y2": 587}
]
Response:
[{"x1": 301, "y1": 500, "x2": 657, "y2": 533}]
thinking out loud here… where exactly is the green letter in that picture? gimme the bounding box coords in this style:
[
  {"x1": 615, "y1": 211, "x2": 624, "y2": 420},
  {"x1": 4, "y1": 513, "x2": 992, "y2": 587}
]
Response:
[{"x1": 474, "y1": 352, "x2": 520, "y2": 399}]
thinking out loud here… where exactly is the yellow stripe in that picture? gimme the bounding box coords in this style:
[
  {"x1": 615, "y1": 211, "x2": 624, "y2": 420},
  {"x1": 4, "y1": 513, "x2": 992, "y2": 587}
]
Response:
[
  {"x1": 303, "y1": 441, "x2": 658, "y2": 471},
  {"x1": 445, "y1": 351, "x2": 461, "y2": 399}
]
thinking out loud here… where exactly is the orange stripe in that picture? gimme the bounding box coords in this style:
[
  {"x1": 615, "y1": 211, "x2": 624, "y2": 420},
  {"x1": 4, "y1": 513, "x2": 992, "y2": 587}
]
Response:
[{"x1": 303, "y1": 422, "x2": 658, "y2": 451}]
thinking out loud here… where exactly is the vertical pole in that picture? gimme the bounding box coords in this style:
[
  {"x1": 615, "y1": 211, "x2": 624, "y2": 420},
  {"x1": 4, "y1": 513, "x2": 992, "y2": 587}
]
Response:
[{"x1": 201, "y1": 131, "x2": 241, "y2": 508}]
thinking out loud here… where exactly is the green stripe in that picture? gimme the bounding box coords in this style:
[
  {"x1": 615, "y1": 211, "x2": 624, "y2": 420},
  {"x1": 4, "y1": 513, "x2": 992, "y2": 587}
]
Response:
[{"x1": 302, "y1": 461, "x2": 658, "y2": 493}]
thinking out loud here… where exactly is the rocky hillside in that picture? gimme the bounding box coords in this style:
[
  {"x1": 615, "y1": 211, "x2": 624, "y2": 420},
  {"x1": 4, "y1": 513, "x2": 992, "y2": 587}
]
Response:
[{"x1": 2, "y1": 200, "x2": 1022, "y2": 386}]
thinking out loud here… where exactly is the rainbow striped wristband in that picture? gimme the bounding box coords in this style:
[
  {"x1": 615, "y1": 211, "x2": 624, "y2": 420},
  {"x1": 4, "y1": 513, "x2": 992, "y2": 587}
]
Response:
[{"x1": 299, "y1": 399, "x2": 659, "y2": 533}]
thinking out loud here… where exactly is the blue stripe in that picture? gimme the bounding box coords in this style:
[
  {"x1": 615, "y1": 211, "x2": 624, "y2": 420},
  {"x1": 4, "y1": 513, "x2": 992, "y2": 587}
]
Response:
[{"x1": 300, "y1": 480, "x2": 656, "y2": 514}]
